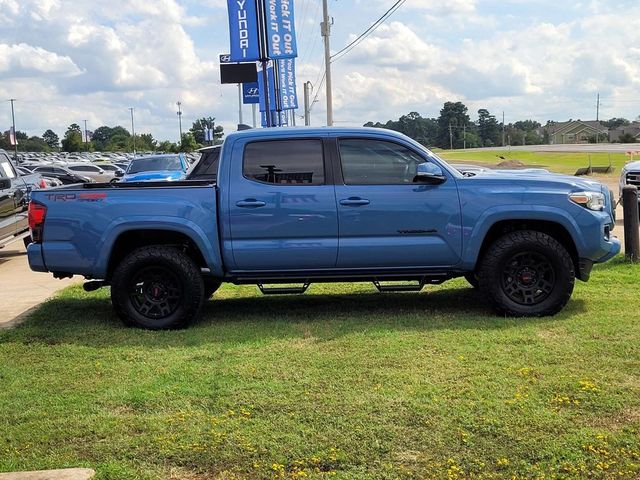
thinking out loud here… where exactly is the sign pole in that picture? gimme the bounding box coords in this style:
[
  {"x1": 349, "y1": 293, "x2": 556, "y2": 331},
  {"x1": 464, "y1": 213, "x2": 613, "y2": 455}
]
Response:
[
  {"x1": 9, "y1": 99, "x2": 18, "y2": 160},
  {"x1": 321, "y1": 0, "x2": 333, "y2": 126},
  {"x1": 237, "y1": 83, "x2": 243, "y2": 125},
  {"x1": 256, "y1": 0, "x2": 271, "y2": 127}
]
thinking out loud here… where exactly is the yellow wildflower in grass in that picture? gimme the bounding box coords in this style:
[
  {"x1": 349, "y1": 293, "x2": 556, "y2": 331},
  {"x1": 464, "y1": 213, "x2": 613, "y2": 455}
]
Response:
[
  {"x1": 578, "y1": 380, "x2": 600, "y2": 393},
  {"x1": 497, "y1": 458, "x2": 510, "y2": 466}
]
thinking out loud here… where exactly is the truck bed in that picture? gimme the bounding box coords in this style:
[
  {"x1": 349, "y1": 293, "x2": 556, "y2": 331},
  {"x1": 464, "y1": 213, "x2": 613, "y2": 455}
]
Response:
[{"x1": 28, "y1": 181, "x2": 222, "y2": 279}]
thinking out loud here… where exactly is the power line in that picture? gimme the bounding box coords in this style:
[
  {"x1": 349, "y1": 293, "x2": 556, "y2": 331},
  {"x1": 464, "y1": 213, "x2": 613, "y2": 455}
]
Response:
[{"x1": 330, "y1": 0, "x2": 407, "y2": 63}]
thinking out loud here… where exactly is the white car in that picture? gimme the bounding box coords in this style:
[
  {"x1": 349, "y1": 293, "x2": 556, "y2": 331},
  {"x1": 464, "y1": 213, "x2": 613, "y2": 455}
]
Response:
[
  {"x1": 619, "y1": 160, "x2": 640, "y2": 199},
  {"x1": 66, "y1": 163, "x2": 115, "y2": 183}
]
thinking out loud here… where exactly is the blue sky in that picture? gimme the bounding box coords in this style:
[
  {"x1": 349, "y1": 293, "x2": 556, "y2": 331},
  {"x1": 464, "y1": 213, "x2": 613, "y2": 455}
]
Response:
[{"x1": 1, "y1": 0, "x2": 639, "y2": 142}]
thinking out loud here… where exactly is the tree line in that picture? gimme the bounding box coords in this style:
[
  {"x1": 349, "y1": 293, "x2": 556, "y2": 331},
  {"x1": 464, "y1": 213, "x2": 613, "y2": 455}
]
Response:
[
  {"x1": 364, "y1": 102, "x2": 638, "y2": 149},
  {"x1": 0, "y1": 117, "x2": 224, "y2": 153}
]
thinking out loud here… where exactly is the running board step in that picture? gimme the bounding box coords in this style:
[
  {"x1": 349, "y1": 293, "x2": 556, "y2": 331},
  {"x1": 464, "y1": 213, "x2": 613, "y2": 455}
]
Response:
[
  {"x1": 257, "y1": 283, "x2": 311, "y2": 295},
  {"x1": 373, "y1": 280, "x2": 425, "y2": 292}
]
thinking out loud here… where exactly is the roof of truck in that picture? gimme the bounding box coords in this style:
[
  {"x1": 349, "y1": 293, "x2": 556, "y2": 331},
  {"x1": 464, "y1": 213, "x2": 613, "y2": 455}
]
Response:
[{"x1": 225, "y1": 126, "x2": 409, "y2": 141}]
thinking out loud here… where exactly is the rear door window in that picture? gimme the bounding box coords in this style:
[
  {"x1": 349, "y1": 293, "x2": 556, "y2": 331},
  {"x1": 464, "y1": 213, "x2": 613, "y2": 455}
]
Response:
[{"x1": 243, "y1": 140, "x2": 325, "y2": 185}]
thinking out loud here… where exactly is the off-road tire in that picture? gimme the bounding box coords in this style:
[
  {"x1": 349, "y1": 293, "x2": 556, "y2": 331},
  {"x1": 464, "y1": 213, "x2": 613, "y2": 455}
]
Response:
[
  {"x1": 464, "y1": 272, "x2": 479, "y2": 289},
  {"x1": 203, "y1": 278, "x2": 222, "y2": 299},
  {"x1": 111, "y1": 246, "x2": 204, "y2": 329},
  {"x1": 478, "y1": 230, "x2": 575, "y2": 317}
]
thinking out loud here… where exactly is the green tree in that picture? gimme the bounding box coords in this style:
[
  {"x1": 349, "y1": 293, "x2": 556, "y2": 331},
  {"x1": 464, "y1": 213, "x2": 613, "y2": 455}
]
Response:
[
  {"x1": 91, "y1": 125, "x2": 131, "y2": 151},
  {"x1": 42, "y1": 129, "x2": 59, "y2": 150},
  {"x1": 61, "y1": 124, "x2": 83, "y2": 152},
  {"x1": 179, "y1": 133, "x2": 198, "y2": 152},
  {"x1": 477, "y1": 109, "x2": 501, "y2": 147},
  {"x1": 617, "y1": 132, "x2": 637, "y2": 143},
  {"x1": 190, "y1": 117, "x2": 224, "y2": 145},
  {"x1": 437, "y1": 102, "x2": 470, "y2": 149},
  {"x1": 157, "y1": 140, "x2": 178, "y2": 153},
  {"x1": 364, "y1": 112, "x2": 439, "y2": 146},
  {"x1": 603, "y1": 118, "x2": 630, "y2": 129},
  {"x1": 19, "y1": 136, "x2": 49, "y2": 152}
]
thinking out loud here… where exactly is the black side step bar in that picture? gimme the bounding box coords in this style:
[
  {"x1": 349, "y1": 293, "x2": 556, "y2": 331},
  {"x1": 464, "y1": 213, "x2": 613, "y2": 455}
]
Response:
[
  {"x1": 258, "y1": 283, "x2": 311, "y2": 295},
  {"x1": 373, "y1": 279, "x2": 425, "y2": 292}
]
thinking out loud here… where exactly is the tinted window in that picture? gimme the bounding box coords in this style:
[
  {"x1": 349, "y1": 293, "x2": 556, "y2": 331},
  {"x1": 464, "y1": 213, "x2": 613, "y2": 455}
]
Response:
[
  {"x1": 243, "y1": 140, "x2": 324, "y2": 185},
  {"x1": 339, "y1": 139, "x2": 425, "y2": 185},
  {"x1": 128, "y1": 156, "x2": 182, "y2": 174},
  {"x1": 0, "y1": 156, "x2": 16, "y2": 179},
  {"x1": 189, "y1": 148, "x2": 220, "y2": 180},
  {"x1": 35, "y1": 167, "x2": 53, "y2": 174},
  {"x1": 52, "y1": 168, "x2": 67, "y2": 174}
]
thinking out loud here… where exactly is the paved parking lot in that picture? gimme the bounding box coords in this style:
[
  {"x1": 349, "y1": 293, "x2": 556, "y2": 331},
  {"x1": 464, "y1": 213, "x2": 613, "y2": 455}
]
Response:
[{"x1": 0, "y1": 243, "x2": 78, "y2": 327}]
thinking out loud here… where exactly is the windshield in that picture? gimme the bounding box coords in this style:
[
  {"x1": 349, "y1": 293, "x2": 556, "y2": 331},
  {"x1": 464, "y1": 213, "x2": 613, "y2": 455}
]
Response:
[{"x1": 127, "y1": 156, "x2": 182, "y2": 174}]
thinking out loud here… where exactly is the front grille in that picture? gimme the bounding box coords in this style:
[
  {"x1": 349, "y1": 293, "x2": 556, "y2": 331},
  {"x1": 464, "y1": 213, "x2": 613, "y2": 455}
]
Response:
[{"x1": 626, "y1": 172, "x2": 640, "y2": 187}]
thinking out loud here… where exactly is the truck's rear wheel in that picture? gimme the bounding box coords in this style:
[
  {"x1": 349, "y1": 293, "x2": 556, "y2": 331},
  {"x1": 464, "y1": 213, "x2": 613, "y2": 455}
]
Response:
[
  {"x1": 478, "y1": 230, "x2": 575, "y2": 317},
  {"x1": 111, "y1": 246, "x2": 204, "y2": 329}
]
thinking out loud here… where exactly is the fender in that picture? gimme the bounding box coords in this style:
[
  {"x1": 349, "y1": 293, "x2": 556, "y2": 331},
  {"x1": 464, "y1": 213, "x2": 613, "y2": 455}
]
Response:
[
  {"x1": 94, "y1": 216, "x2": 224, "y2": 278},
  {"x1": 460, "y1": 205, "x2": 585, "y2": 270}
]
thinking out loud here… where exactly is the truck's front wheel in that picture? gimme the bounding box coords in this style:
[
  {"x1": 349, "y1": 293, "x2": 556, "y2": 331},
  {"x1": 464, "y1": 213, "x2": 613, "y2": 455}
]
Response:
[
  {"x1": 111, "y1": 246, "x2": 204, "y2": 329},
  {"x1": 478, "y1": 230, "x2": 575, "y2": 317}
]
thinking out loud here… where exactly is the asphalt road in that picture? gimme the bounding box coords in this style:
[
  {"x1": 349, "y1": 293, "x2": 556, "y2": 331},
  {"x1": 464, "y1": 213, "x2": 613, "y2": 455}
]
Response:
[
  {"x1": 463, "y1": 143, "x2": 640, "y2": 153},
  {"x1": 0, "y1": 243, "x2": 78, "y2": 327}
]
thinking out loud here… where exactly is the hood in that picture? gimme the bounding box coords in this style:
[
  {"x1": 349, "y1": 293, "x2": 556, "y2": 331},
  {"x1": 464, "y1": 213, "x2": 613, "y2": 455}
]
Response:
[
  {"x1": 121, "y1": 170, "x2": 185, "y2": 182},
  {"x1": 464, "y1": 169, "x2": 604, "y2": 192},
  {"x1": 622, "y1": 161, "x2": 640, "y2": 172}
]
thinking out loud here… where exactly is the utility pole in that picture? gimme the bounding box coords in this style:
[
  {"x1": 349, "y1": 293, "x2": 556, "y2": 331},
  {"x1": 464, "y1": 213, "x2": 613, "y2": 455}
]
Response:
[
  {"x1": 449, "y1": 122, "x2": 453, "y2": 150},
  {"x1": 129, "y1": 107, "x2": 136, "y2": 155},
  {"x1": 252, "y1": 104, "x2": 257, "y2": 128},
  {"x1": 237, "y1": 84, "x2": 243, "y2": 125},
  {"x1": 321, "y1": 0, "x2": 333, "y2": 126},
  {"x1": 596, "y1": 93, "x2": 600, "y2": 144},
  {"x1": 9, "y1": 99, "x2": 17, "y2": 160},
  {"x1": 463, "y1": 124, "x2": 466, "y2": 150},
  {"x1": 304, "y1": 81, "x2": 311, "y2": 126},
  {"x1": 176, "y1": 101, "x2": 183, "y2": 145},
  {"x1": 83, "y1": 119, "x2": 88, "y2": 152},
  {"x1": 502, "y1": 111, "x2": 506, "y2": 147}
]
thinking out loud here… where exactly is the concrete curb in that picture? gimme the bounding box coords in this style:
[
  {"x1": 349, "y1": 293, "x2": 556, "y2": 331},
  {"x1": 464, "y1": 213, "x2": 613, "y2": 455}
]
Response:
[{"x1": 0, "y1": 468, "x2": 95, "y2": 480}]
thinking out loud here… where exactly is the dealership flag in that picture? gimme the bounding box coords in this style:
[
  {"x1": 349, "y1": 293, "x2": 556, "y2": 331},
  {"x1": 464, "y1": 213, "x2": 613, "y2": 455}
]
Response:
[
  {"x1": 227, "y1": 0, "x2": 260, "y2": 62},
  {"x1": 265, "y1": 0, "x2": 298, "y2": 59},
  {"x1": 8, "y1": 127, "x2": 17, "y2": 146}
]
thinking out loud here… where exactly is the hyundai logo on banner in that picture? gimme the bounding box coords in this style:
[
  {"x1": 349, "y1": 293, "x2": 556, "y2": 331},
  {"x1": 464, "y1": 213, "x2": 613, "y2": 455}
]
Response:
[
  {"x1": 266, "y1": 0, "x2": 298, "y2": 59},
  {"x1": 242, "y1": 82, "x2": 260, "y2": 104},
  {"x1": 227, "y1": 0, "x2": 260, "y2": 62},
  {"x1": 277, "y1": 58, "x2": 298, "y2": 110}
]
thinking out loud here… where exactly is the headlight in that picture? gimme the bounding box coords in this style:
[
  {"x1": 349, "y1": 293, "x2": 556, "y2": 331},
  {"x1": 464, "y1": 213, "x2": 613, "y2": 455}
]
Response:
[{"x1": 569, "y1": 191, "x2": 605, "y2": 211}]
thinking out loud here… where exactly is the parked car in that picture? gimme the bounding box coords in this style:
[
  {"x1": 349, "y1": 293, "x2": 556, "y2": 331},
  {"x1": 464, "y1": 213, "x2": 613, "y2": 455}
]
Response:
[
  {"x1": 27, "y1": 127, "x2": 619, "y2": 329},
  {"x1": 619, "y1": 160, "x2": 640, "y2": 199},
  {"x1": 66, "y1": 163, "x2": 114, "y2": 183},
  {"x1": 120, "y1": 154, "x2": 189, "y2": 182},
  {"x1": 94, "y1": 163, "x2": 125, "y2": 181},
  {"x1": 0, "y1": 150, "x2": 38, "y2": 248},
  {"x1": 32, "y1": 165, "x2": 94, "y2": 185}
]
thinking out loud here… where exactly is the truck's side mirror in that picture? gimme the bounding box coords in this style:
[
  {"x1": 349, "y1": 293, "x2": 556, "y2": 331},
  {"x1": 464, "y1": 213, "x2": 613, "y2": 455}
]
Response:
[
  {"x1": 414, "y1": 162, "x2": 446, "y2": 184},
  {"x1": 0, "y1": 178, "x2": 10, "y2": 190}
]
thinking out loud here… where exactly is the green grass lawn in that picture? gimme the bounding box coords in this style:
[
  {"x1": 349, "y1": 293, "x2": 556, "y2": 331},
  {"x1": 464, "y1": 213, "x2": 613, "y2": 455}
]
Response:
[
  {"x1": 438, "y1": 150, "x2": 628, "y2": 176},
  {"x1": 1, "y1": 259, "x2": 640, "y2": 479}
]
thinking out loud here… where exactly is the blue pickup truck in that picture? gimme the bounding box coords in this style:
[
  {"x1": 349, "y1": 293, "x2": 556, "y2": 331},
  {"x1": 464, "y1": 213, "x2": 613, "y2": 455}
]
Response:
[{"x1": 27, "y1": 127, "x2": 619, "y2": 329}]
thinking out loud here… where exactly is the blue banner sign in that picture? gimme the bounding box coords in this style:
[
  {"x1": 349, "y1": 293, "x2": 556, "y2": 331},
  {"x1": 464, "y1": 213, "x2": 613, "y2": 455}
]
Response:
[
  {"x1": 227, "y1": 0, "x2": 260, "y2": 62},
  {"x1": 261, "y1": 110, "x2": 288, "y2": 127},
  {"x1": 277, "y1": 58, "x2": 298, "y2": 109},
  {"x1": 265, "y1": 0, "x2": 298, "y2": 59},
  {"x1": 257, "y1": 61, "x2": 276, "y2": 113},
  {"x1": 243, "y1": 82, "x2": 260, "y2": 104}
]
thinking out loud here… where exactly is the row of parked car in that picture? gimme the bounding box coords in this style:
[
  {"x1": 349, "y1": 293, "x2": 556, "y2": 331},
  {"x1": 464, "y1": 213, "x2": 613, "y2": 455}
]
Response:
[{"x1": 1, "y1": 147, "x2": 219, "y2": 249}]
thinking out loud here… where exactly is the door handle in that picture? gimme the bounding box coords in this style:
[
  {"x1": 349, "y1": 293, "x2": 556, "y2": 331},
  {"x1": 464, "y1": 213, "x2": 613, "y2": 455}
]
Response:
[
  {"x1": 236, "y1": 199, "x2": 266, "y2": 208},
  {"x1": 339, "y1": 197, "x2": 370, "y2": 206}
]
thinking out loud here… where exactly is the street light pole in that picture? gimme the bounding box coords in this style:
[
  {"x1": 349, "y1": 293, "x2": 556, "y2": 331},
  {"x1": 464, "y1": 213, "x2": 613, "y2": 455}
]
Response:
[
  {"x1": 321, "y1": 0, "x2": 333, "y2": 126},
  {"x1": 129, "y1": 107, "x2": 136, "y2": 155},
  {"x1": 176, "y1": 101, "x2": 183, "y2": 147},
  {"x1": 9, "y1": 99, "x2": 18, "y2": 160},
  {"x1": 83, "y1": 119, "x2": 88, "y2": 152}
]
